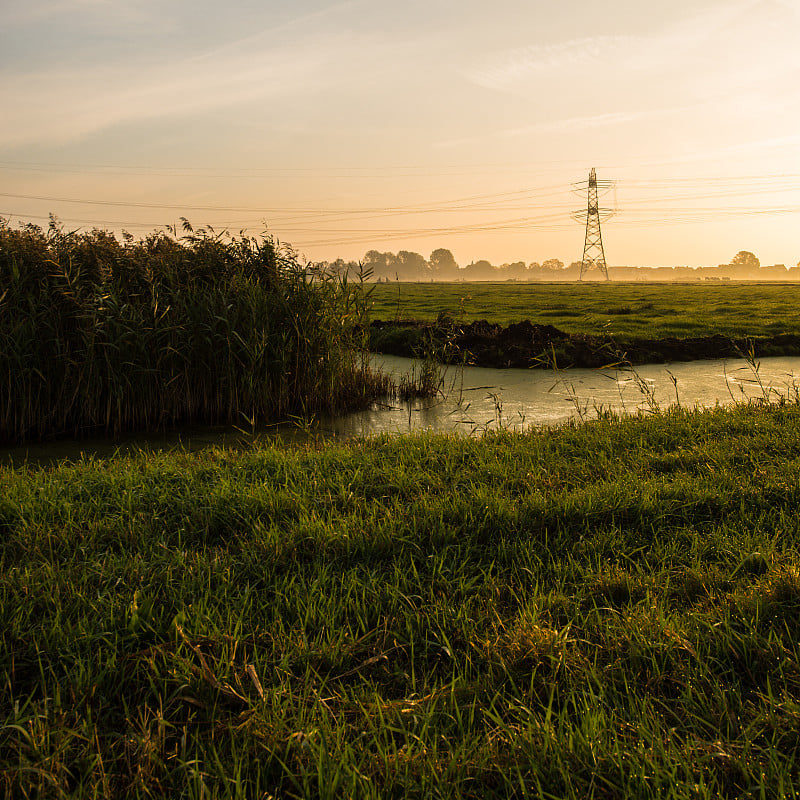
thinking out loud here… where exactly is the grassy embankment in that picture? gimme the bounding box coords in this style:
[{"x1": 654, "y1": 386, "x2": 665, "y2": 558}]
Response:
[
  {"x1": 0, "y1": 218, "x2": 389, "y2": 445},
  {"x1": 4, "y1": 396, "x2": 800, "y2": 797},
  {"x1": 368, "y1": 281, "x2": 800, "y2": 337}
]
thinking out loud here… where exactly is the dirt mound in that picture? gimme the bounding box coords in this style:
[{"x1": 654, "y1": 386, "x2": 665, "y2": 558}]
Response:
[
  {"x1": 454, "y1": 319, "x2": 569, "y2": 368},
  {"x1": 369, "y1": 320, "x2": 800, "y2": 369}
]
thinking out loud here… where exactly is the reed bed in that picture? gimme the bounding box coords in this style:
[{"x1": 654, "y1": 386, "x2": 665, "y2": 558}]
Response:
[
  {"x1": 4, "y1": 399, "x2": 800, "y2": 797},
  {"x1": 0, "y1": 217, "x2": 389, "y2": 443}
]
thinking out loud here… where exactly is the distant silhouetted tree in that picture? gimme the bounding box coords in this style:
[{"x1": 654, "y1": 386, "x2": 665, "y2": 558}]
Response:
[
  {"x1": 542, "y1": 258, "x2": 565, "y2": 271},
  {"x1": 395, "y1": 250, "x2": 429, "y2": 280},
  {"x1": 501, "y1": 261, "x2": 528, "y2": 279},
  {"x1": 323, "y1": 258, "x2": 359, "y2": 278},
  {"x1": 429, "y1": 248, "x2": 459, "y2": 278},
  {"x1": 731, "y1": 251, "x2": 760, "y2": 270},
  {"x1": 363, "y1": 250, "x2": 398, "y2": 280},
  {"x1": 724, "y1": 250, "x2": 760, "y2": 278},
  {"x1": 460, "y1": 260, "x2": 496, "y2": 280}
]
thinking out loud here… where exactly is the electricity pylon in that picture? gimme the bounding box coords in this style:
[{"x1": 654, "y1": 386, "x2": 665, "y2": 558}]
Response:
[{"x1": 572, "y1": 168, "x2": 613, "y2": 281}]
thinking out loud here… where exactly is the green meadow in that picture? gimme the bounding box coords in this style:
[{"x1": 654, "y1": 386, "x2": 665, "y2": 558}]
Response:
[
  {"x1": 4, "y1": 399, "x2": 800, "y2": 798},
  {"x1": 368, "y1": 281, "x2": 800, "y2": 339}
]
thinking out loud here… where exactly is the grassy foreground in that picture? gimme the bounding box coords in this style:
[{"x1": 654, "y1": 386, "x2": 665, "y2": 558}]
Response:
[
  {"x1": 368, "y1": 282, "x2": 800, "y2": 339},
  {"x1": 4, "y1": 401, "x2": 800, "y2": 797}
]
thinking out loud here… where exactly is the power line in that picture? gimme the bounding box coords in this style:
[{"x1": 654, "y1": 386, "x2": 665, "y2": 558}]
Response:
[
  {"x1": 5, "y1": 158, "x2": 799, "y2": 183},
  {"x1": 4, "y1": 169, "x2": 799, "y2": 253},
  {"x1": 0, "y1": 186, "x2": 571, "y2": 215}
]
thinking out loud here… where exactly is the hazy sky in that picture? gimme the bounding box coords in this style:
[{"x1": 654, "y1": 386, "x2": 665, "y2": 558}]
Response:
[{"x1": 2, "y1": 0, "x2": 799, "y2": 267}]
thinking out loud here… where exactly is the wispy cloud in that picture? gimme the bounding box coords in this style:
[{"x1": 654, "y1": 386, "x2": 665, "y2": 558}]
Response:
[
  {"x1": 465, "y1": 35, "x2": 641, "y2": 91},
  {"x1": 4, "y1": 0, "x2": 153, "y2": 29},
  {"x1": 658, "y1": 133, "x2": 800, "y2": 165},
  {"x1": 0, "y1": 0, "x2": 410, "y2": 150},
  {"x1": 434, "y1": 104, "x2": 691, "y2": 151},
  {"x1": 191, "y1": 1, "x2": 365, "y2": 63},
  {"x1": 463, "y1": 0, "x2": 795, "y2": 99},
  {"x1": 1, "y1": 0, "x2": 428, "y2": 148},
  {"x1": 0, "y1": 39, "x2": 337, "y2": 147},
  {"x1": 769, "y1": 0, "x2": 800, "y2": 19}
]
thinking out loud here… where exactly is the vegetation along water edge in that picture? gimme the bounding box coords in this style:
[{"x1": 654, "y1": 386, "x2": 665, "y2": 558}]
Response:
[
  {"x1": 0, "y1": 218, "x2": 390, "y2": 445},
  {"x1": 4, "y1": 397, "x2": 800, "y2": 797},
  {"x1": 367, "y1": 281, "x2": 800, "y2": 369}
]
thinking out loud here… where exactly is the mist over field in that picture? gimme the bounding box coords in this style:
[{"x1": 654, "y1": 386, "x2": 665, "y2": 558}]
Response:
[{"x1": 322, "y1": 247, "x2": 796, "y2": 282}]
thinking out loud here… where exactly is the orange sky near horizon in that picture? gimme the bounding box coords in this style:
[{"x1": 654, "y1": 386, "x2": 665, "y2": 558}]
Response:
[{"x1": 2, "y1": 0, "x2": 799, "y2": 269}]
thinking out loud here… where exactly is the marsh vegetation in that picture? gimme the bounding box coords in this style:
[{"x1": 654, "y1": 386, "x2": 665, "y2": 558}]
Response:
[{"x1": 0, "y1": 218, "x2": 389, "y2": 444}]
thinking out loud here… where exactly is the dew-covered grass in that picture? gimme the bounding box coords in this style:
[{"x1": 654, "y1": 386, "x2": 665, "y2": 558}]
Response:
[{"x1": 4, "y1": 398, "x2": 800, "y2": 797}]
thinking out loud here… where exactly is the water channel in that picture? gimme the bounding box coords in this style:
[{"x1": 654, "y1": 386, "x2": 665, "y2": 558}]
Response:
[
  {"x1": 4, "y1": 354, "x2": 800, "y2": 464},
  {"x1": 332, "y1": 354, "x2": 800, "y2": 436}
]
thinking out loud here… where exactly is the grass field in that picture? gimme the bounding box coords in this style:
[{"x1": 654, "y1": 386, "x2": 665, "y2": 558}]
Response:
[
  {"x1": 5, "y1": 399, "x2": 800, "y2": 797},
  {"x1": 368, "y1": 282, "x2": 800, "y2": 339},
  {"x1": 5, "y1": 224, "x2": 800, "y2": 797}
]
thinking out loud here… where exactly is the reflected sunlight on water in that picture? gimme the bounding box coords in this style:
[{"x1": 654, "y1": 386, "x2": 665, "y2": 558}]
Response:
[{"x1": 4, "y1": 354, "x2": 800, "y2": 465}]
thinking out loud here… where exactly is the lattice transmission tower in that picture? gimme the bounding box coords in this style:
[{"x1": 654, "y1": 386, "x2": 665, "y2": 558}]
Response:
[{"x1": 573, "y1": 168, "x2": 614, "y2": 281}]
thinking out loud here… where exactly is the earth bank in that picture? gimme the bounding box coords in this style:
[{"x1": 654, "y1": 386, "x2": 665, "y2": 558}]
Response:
[{"x1": 369, "y1": 318, "x2": 800, "y2": 368}]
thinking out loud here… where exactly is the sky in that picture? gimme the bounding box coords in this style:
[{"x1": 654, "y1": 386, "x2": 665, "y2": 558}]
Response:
[{"x1": 2, "y1": 0, "x2": 800, "y2": 268}]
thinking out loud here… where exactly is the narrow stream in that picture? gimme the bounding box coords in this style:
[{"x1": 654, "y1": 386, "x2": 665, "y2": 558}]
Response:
[
  {"x1": 327, "y1": 354, "x2": 800, "y2": 437},
  {"x1": 4, "y1": 354, "x2": 800, "y2": 464}
]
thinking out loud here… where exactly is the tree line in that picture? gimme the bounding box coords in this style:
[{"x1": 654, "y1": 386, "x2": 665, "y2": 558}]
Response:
[
  {"x1": 319, "y1": 248, "x2": 800, "y2": 282},
  {"x1": 324, "y1": 248, "x2": 571, "y2": 282}
]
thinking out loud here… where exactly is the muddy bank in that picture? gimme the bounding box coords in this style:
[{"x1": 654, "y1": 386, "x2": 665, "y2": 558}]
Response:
[{"x1": 369, "y1": 319, "x2": 800, "y2": 369}]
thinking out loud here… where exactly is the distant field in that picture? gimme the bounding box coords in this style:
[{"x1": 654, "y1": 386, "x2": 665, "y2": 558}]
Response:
[{"x1": 368, "y1": 282, "x2": 800, "y2": 339}]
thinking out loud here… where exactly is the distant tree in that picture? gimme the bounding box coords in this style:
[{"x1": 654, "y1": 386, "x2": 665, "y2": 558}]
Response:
[
  {"x1": 323, "y1": 258, "x2": 359, "y2": 278},
  {"x1": 363, "y1": 250, "x2": 398, "y2": 280},
  {"x1": 731, "y1": 250, "x2": 760, "y2": 270},
  {"x1": 541, "y1": 258, "x2": 565, "y2": 271},
  {"x1": 396, "y1": 250, "x2": 429, "y2": 280},
  {"x1": 720, "y1": 250, "x2": 760, "y2": 279},
  {"x1": 429, "y1": 248, "x2": 459, "y2": 277},
  {"x1": 500, "y1": 261, "x2": 528, "y2": 279},
  {"x1": 564, "y1": 262, "x2": 582, "y2": 279},
  {"x1": 363, "y1": 250, "x2": 382, "y2": 272},
  {"x1": 461, "y1": 259, "x2": 495, "y2": 280}
]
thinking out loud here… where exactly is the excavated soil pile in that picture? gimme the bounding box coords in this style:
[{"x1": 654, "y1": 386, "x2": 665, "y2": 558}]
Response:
[{"x1": 369, "y1": 320, "x2": 800, "y2": 369}]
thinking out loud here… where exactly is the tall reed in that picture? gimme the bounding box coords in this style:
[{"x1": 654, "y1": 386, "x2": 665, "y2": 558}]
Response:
[{"x1": 0, "y1": 217, "x2": 389, "y2": 443}]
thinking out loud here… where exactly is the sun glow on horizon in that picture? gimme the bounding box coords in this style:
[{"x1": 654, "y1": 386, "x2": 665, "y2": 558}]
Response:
[{"x1": 1, "y1": 0, "x2": 799, "y2": 269}]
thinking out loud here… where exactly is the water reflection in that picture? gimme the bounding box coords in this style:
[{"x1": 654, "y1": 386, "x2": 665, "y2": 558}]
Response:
[
  {"x1": 4, "y1": 354, "x2": 800, "y2": 464},
  {"x1": 324, "y1": 354, "x2": 800, "y2": 438}
]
